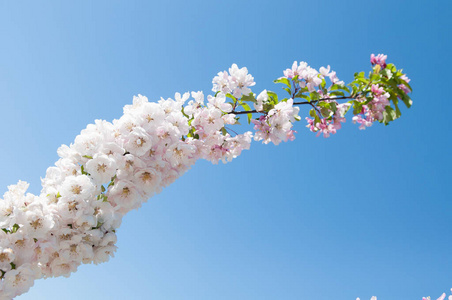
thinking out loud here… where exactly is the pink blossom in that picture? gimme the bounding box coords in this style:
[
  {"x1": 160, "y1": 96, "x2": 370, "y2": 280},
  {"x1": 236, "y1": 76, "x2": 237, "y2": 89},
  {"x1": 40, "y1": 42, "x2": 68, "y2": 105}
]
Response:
[{"x1": 370, "y1": 53, "x2": 387, "y2": 69}]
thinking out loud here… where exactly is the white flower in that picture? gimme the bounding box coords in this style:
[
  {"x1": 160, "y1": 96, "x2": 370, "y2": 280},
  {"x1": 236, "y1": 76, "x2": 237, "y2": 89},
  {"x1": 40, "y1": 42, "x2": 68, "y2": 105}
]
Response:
[
  {"x1": 193, "y1": 107, "x2": 224, "y2": 135},
  {"x1": 164, "y1": 142, "x2": 196, "y2": 167},
  {"x1": 3, "y1": 263, "x2": 38, "y2": 296},
  {"x1": 93, "y1": 245, "x2": 117, "y2": 265},
  {"x1": 19, "y1": 201, "x2": 55, "y2": 239},
  {"x1": 48, "y1": 257, "x2": 78, "y2": 278},
  {"x1": 138, "y1": 102, "x2": 165, "y2": 130},
  {"x1": 85, "y1": 154, "x2": 117, "y2": 184},
  {"x1": 60, "y1": 175, "x2": 96, "y2": 200},
  {"x1": 228, "y1": 64, "x2": 255, "y2": 98},
  {"x1": 72, "y1": 131, "x2": 102, "y2": 157},
  {"x1": 254, "y1": 90, "x2": 268, "y2": 112},
  {"x1": 207, "y1": 93, "x2": 232, "y2": 113},
  {"x1": 124, "y1": 127, "x2": 153, "y2": 157},
  {"x1": 133, "y1": 168, "x2": 162, "y2": 196},
  {"x1": 166, "y1": 111, "x2": 189, "y2": 136},
  {"x1": 0, "y1": 247, "x2": 15, "y2": 270},
  {"x1": 319, "y1": 65, "x2": 331, "y2": 77},
  {"x1": 212, "y1": 71, "x2": 232, "y2": 94},
  {"x1": 108, "y1": 180, "x2": 143, "y2": 212}
]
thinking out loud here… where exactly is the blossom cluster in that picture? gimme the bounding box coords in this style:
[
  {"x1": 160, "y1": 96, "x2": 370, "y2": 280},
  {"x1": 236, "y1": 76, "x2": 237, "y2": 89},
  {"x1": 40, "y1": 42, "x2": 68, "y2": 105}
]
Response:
[
  {"x1": 0, "y1": 54, "x2": 413, "y2": 298},
  {"x1": 305, "y1": 101, "x2": 350, "y2": 137},
  {"x1": 300, "y1": 54, "x2": 411, "y2": 135},
  {"x1": 212, "y1": 64, "x2": 256, "y2": 98},
  {"x1": 283, "y1": 61, "x2": 344, "y2": 92},
  {"x1": 251, "y1": 98, "x2": 299, "y2": 145},
  {"x1": 0, "y1": 65, "x2": 266, "y2": 299},
  {"x1": 352, "y1": 84, "x2": 391, "y2": 129}
]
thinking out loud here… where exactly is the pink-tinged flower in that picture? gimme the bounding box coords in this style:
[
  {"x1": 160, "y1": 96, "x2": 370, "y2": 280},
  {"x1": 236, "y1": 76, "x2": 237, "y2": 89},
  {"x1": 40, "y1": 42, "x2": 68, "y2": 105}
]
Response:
[
  {"x1": 212, "y1": 71, "x2": 232, "y2": 94},
  {"x1": 398, "y1": 84, "x2": 411, "y2": 94},
  {"x1": 252, "y1": 115, "x2": 272, "y2": 143},
  {"x1": 305, "y1": 117, "x2": 337, "y2": 138},
  {"x1": 398, "y1": 74, "x2": 412, "y2": 94},
  {"x1": 371, "y1": 84, "x2": 385, "y2": 96},
  {"x1": 319, "y1": 65, "x2": 331, "y2": 77},
  {"x1": 400, "y1": 74, "x2": 410, "y2": 83},
  {"x1": 228, "y1": 64, "x2": 255, "y2": 98},
  {"x1": 437, "y1": 293, "x2": 446, "y2": 300},
  {"x1": 207, "y1": 93, "x2": 232, "y2": 112},
  {"x1": 3, "y1": 263, "x2": 38, "y2": 296},
  {"x1": 283, "y1": 61, "x2": 308, "y2": 79},
  {"x1": 286, "y1": 130, "x2": 296, "y2": 141},
  {"x1": 370, "y1": 53, "x2": 387, "y2": 69},
  {"x1": 352, "y1": 113, "x2": 373, "y2": 130}
]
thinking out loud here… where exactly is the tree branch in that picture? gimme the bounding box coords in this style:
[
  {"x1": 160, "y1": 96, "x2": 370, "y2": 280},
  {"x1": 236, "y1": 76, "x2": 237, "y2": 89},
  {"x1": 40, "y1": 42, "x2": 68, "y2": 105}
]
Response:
[{"x1": 232, "y1": 96, "x2": 355, "y2": 115}]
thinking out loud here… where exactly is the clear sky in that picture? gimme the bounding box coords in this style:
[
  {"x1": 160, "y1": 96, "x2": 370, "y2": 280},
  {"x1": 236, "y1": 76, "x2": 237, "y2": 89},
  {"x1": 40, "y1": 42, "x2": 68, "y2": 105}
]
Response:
[{"x1": 0, "y1": 0, "x2": 450, "y2": 299}]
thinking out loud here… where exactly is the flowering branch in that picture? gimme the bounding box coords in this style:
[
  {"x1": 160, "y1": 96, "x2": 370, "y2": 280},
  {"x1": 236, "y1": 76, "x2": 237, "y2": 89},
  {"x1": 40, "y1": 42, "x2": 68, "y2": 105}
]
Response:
[{"x1": 0, "y1": 54, "x2": 414, "y2": 299}]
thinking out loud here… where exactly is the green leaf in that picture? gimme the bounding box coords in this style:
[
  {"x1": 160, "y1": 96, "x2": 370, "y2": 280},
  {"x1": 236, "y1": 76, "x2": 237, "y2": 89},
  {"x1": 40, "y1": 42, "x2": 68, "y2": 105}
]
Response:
[
  {"x1": 329, "y1": 90, "x2": 345, "y2": 97},
  {"x1": 310, "y1": 92, "x2": 320, "y2": 101},
  {"x1": 387, "y1": 106, "x2": 397, "y2": 120},
  {"x1": 240, "y1": 102, "x2": 253, "y2": 124},
  {"x1": 83, "y1": 155, "x2": 93, "y2": 159},
  {"x1": 283, "y1": 87, "x2": 292, "y2": 95},
  {"x1": 356, "y1": 78, "x2": 369, "y2": 85},
  {"x1": 10, "y1": 262, "x2": 16, "y2": 270},
  {"x1": 295, "y1": 88, "x2": 309, "y2": 99},
  {"x1": 382, "y1": 106, "x2": 396, "y2": 124},
  {"x1": 273, "y1": 77, "x2": 291, "y2": 88},
  {"x1": 320, "y1": 77, "x2": 326, "y2": 90},
  {"x1": 329, "y1": 102, "x2": 337, "y2": 113},
  {"x1": 267, "y1": 91, "x2": 279, "y2": 104},
  {"x1": 309, "y1": 109, "x2": 316, "y2": 118},
  {"x1": 353, "y1": 101, "x2": 363, "y2": 115},
  {"x1": 386, "y1": 63, "x2": 396, "y2": 72},
  {"x1": 241, "y1": 93, "x2": 256, "y2": 103},
  {"x1": 400, "y1": 94, "x2": 413, "y2": 108},
  {"x1": 11, "y1": 224, "x2": 19, "y2": 234},
  {"x1": 101, "y1": 185, "x2": 106, "y2": 193},
  {"x1": 393, "y1": 100, "x2": 402, "y2": 118},
  {"x1": 355, "y1": 71, "x2": 365, "y2": 78},
  {"x1": 350, "y1": 84, "x2": 358, "y2": 97},
  {"x1": 221, "y1": 127, "x2": 227, "y2": 135},
  {"x1": 330, "y1": 84, "x2": 350, "y2": 94},
  {"x1": 370, "y1": 72, "x2": 381, "y2": 82},
  {"x1": 226, "y1": 93, "x2": 237, "y2": 103}
]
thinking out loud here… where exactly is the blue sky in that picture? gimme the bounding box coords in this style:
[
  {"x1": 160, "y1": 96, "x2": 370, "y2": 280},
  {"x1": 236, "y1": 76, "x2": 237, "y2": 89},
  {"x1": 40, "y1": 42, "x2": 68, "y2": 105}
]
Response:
[{"x1": 0, "y1": 0, "x2": 450, "y2": 299}]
